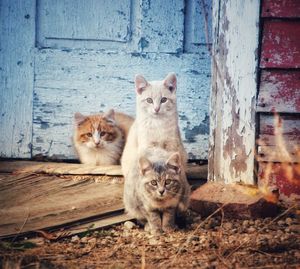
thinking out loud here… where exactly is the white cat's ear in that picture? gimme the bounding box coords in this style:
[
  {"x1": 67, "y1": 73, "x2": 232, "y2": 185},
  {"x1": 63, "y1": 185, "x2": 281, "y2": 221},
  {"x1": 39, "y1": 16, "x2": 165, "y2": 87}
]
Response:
[
  {"x1": 166, "y1": 152, "x2": 181, "y2": 174},
  {"x1": 104, "y1": 109, "x2": 115, "y2": 123},
  {"x1": 139, "y1": 156, "x2": 152, "y2": 175},
  {"x1": 163, "y1": 72, "x2": 177, "y2": 92},
  {"x1": 135, "y1": 74, "x2": 148, "y2": 95},
  {"x1": 74, "y1": 112, "x2": 87, "y2": 126}
]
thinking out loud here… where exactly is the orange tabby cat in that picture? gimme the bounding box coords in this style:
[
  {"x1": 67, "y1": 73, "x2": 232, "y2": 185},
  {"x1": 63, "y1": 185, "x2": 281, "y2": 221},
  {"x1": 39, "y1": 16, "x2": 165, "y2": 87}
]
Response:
[{"x1": 73, "y1": 109, "x2": 134, "y2": 165}]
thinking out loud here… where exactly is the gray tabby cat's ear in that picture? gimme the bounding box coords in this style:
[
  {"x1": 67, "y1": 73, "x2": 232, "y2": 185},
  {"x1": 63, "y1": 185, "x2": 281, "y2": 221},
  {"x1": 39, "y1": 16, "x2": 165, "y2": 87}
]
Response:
[
  {"x1": 74, "y1": 112, "x2": 87, "y2": 126},
  {"x1": 163, "y1": 72, "x2": 177, "y2": 92},
  {"x1": 166, "y1": 152, "x2": 181, "y2": 174},
  {"x1": 139, "y1": 156, "x2": 152, "y2": 175},
  {"x1": 103, "y1": 109, "x2": 115, "y2": 123},
  {"x1": 135, "y1": 74, "x2": 148, "y2": 95}
]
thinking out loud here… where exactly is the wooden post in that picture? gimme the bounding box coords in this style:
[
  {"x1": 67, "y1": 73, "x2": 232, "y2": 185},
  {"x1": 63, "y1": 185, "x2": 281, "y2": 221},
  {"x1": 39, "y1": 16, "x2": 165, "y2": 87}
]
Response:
[{"x1": 208, "y1": 0, "x2": 260, "y2": 184}]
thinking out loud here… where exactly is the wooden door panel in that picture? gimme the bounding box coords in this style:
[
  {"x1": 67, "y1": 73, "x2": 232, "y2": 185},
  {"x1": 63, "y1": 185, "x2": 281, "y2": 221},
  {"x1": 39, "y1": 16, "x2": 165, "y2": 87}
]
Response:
[
  {"x1": 33, "y1": 48, "x2": 211, "y2": 159},
  {"x1": 37, "y1": 0, "x2": 131, "y2": 45}
]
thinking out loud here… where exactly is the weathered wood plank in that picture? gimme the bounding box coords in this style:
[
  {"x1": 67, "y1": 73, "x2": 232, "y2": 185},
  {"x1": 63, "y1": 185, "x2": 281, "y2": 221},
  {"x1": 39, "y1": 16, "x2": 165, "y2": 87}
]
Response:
[
  {"x1": 260, "y1": 21, "x2": 300, "y2": 68},
  {"x1": 258, "y1": 162, "x2": 300, "y2": 202},
  {"x1": 208, "y1": 0, "x2": 260, "y2": 184},
  {"x1": 0, "y1": 161, "x2": 208, "y2": 180},
  {"x1": 0, "y1": 0, "x2": 35, "y2": 158},
  {"x1": 61, "y1": 213, "x2": 132, "y2": 237},
  {"x1": 257, "y1": 70, "x2": 300, "y2": 113},
  {"x1": 0, "y1": 173, "x2": 124, "y2": 237},
  {"x1": 33, "y1": 49, "x2": 211, "y2": 160},
  {"x1": 261, "y1": 0, "x2": 300, "y2": 18},
  {"x1": 139, "y1": 0, "x2": 184, "y2": 53},
  {"x1": 257, "y1": 114, "x2": 300, "y2": 163}
]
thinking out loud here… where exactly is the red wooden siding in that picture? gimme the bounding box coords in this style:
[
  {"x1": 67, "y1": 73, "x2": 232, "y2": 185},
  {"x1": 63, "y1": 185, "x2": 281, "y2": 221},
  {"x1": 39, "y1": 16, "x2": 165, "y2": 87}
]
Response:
[
  {"x1": 262, "y1": 0, "x2": 300, "y2": 18},
  {"x1": 257, "y1": 114, "x2": 300, "y2": 163},
  {"x1": 257, "y1": 70, "x2": 300, "y2": 113},
  {"x1": 258, "y1": 163, "x2": 300, "y2": 202},
  {"x1": 260, "y1": 21, "x2": 300, "y2": 68},
  {"x1": 257, "y1": 0, "x2": 300, "y2": 201}
]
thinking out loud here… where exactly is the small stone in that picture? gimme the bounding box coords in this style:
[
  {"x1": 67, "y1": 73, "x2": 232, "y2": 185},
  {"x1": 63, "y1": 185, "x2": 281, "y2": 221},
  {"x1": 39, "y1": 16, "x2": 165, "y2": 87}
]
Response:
[
  {"x1": 88, "y1": 238, "x2": 97, "y2": 245},
  {"x1": 247, "y1": 227, "x2": 256, "y2": 233},
  {"x1": 80, "y1": 236, "x2": 88, "y2": 243},
  {"x1": 285, "y1": 217, "x2": 293, "y2": 225},
  {"x1": 285, "y1": 227, "x2": 290, "y2": 233},
  {"x1": 223, "y1": 222, "x2": 233, "y2": 230},
  {"x1": 242, "y1": 220, "x2": 249, "y2": 227},
  {"x1": 277, "y1": 220, "x2": 285, "y2": 226},
  {"x1": 254, "y1": 219, "x2": 261, "y2": 226},
  {"x1": 289, "y1": 225, "x2": 299, "y2": 233},
  {"x1": 124, "y1": 221, "x2": 136, "y2": 230},
  {"x1": 149, "y1": 238, "x2": 159, "y2": 245},
  {"x1": 71, "y1": 235, "x2": 80, "y2": 243}
]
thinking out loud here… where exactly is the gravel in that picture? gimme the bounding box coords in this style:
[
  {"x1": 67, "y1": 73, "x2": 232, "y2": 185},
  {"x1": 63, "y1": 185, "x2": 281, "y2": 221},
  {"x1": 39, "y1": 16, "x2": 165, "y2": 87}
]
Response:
[{"x1": 0, "y1": 208, "x2": 299, "y2": 269}]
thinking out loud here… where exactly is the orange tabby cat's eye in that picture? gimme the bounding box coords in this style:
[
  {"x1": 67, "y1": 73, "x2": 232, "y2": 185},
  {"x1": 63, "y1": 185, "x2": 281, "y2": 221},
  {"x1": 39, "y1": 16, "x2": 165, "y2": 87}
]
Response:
[{"x1": 87, "y1": 132, "x2": 92, "y2": 137}]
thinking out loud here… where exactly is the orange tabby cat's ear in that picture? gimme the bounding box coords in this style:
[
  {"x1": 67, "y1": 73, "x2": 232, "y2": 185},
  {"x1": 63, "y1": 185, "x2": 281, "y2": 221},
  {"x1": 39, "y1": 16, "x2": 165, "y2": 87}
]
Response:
[
  {"x1": 74, "y1": 112, "x2": 87, "y2": 126},
  {"x1": 135, "y1": 74, "x2": 148, "y2": 95},
  {"x1": 166, "y1": 152, "x2": 181, "y2": 174},
  {"x1": 139, "y1": 156, "x2": 152, "y2": 175},
  {"x1": 103, "y1": 109, "x2": 115, "y2": 122},
  {"x1": 163, "y1": 72, "x2": 177, "y2": 92}
]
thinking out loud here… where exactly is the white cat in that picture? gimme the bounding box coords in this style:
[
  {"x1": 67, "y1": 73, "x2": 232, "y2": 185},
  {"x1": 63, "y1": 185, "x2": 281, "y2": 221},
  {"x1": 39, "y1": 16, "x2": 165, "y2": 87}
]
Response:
[{"x1": 121, "y1": 73, "x2": 188, "y2": 177}]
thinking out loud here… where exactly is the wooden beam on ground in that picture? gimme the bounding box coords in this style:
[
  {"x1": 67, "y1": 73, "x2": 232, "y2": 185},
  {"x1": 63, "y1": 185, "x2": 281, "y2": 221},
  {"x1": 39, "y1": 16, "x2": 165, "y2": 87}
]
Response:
[
  {"x1": 0, "y1": 161, "x2": 208, "y2": 180},
  {"x1": 0, "y1": 173, "x2": 124, "y2": 238}
]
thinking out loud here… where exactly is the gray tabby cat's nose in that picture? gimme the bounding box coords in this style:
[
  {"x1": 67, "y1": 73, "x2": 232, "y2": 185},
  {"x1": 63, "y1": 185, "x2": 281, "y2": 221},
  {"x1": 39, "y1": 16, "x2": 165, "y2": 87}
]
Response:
[{"x1": 158, "y1": 189, "x2": 165, "y2": 195}]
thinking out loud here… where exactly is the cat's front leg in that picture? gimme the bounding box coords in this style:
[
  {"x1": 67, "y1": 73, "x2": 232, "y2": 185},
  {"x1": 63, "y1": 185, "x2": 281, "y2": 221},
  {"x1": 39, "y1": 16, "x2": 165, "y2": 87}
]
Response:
[
  {"x1": 162, "y1": 208, "x2": 177, "y2": 232},
  {"x1": 147, "y1": 211, "x2": 162, "y2": 235}
]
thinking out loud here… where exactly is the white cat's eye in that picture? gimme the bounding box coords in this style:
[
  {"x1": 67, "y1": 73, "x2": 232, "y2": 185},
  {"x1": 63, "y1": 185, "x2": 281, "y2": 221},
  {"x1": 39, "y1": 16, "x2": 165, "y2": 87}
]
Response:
[
  {"x1": 87, "y1": 133, "x2": 92, "y2": 137},
  {"x1": 146, "y1": 98, "x2": 153, "y2": 104},
  {"x1": 165, "y1": 179, "x2": 171, "y2": 185},
  {"x1": 151, "y1": 180, "x2": 157, "y2": 186},
  {"x1": 161, "y1": 97, "x2": 167, "y2": 103}
]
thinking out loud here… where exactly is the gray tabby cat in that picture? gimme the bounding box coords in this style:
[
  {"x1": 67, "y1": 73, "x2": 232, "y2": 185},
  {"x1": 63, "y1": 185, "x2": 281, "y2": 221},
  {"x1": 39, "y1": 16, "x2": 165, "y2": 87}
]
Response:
[{"x1": 123, "y1": 148, "x2": 190, "y2": 234}]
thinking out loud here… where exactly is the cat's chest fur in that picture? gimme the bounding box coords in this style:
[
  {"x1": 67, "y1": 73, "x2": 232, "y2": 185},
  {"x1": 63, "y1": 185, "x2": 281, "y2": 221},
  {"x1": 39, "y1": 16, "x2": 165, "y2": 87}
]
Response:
[{"x1": 137, "y1": 115, "x2": 180, "y2": 151}]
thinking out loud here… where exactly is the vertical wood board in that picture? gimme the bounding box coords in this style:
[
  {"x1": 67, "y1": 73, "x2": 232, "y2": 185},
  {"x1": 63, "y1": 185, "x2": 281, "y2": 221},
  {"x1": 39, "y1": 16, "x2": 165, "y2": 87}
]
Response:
[
  {"x1": 257, "y1": 70, "x2": 300, "y2": 113},
  {"x1": 184, "y1": 0, "x2": 212, "y2": 53},
  {"x1": 261, "y1": 0, "x2": 300, "y2": 18},
  {"x1": 0, "y1": 0, "x2": 35, "y2": 158},
  {"x1": 33, "y1": 49, "x2": 211, "y2": 160},
  {"x1": 260, "y1": 21, "x2": 300, "y2": 68},
  {"x1": 209, "y1": 0, "x2": 260, "y2": 184}
]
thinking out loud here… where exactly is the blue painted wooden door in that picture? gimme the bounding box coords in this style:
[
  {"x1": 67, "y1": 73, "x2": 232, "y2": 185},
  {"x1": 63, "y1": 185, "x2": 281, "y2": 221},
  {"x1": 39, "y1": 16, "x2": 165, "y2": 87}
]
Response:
[{"x1": 0, "y1": 0, "x2": 211, "y2": 160}]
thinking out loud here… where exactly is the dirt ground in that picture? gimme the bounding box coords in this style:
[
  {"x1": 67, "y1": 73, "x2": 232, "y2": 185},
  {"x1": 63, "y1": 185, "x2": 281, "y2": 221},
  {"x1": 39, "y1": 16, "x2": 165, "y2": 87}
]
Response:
[{"x1": 0, "y1": 207, "x2": 299, "y2": 269}]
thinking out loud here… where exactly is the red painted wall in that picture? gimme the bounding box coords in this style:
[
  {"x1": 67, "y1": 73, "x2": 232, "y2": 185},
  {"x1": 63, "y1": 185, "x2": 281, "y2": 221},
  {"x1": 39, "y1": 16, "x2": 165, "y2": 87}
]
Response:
[{"x1": 257, "y1": 0, "x2": 300, "y2": 202}]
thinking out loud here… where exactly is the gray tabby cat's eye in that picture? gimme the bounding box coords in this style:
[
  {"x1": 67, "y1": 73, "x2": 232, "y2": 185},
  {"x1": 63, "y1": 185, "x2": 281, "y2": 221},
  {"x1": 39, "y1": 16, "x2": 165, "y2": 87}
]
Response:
[
  {"x1": 151, "y1": 180, "x2": 157, "y2": 186},
  {"x1": 146, "y1": 98, "x2": 153, "y2": 104},
  {"x1": 161, "y1": 97, "x2": 167, "y2": 103},
  {"x1": 165, "y1": 179, "x2": 171, "y2": 185},
  {"x1": 100, "y1": 131, "x2": 106, "y2": 137}
]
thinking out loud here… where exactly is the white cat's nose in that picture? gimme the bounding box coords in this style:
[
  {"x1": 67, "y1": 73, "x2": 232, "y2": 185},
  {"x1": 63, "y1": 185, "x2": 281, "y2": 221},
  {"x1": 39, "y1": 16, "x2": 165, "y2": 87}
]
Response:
[{"x1": 154, "y1": 107, "x2": 160, "y2": 113}]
